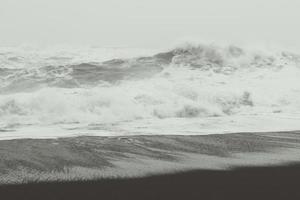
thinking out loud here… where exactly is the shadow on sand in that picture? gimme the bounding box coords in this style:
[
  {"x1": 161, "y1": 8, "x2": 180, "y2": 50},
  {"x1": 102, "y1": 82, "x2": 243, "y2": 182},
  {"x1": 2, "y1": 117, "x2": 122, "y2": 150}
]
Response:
[{"x1": 1, "y1": 164, "x2": 300, "y2": 200}]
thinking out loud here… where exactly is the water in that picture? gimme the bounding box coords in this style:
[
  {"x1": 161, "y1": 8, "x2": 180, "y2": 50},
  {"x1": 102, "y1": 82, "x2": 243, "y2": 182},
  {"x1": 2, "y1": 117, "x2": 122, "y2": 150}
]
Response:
[{"x1": 1, "y1": 43, "x2": 300, "y2": 140}]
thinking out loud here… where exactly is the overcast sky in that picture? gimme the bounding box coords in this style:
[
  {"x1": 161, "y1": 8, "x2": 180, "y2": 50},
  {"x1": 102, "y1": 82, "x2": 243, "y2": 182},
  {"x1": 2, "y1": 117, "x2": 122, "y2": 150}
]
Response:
[{"x1": 1, "y1": 0, "x2": 299, "y2": 50}]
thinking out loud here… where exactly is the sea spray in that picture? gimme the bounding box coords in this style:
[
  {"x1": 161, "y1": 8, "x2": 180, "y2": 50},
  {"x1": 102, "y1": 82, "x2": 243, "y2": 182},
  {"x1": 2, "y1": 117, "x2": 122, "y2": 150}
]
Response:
[{"x1": 0, "y1": 42, "x2": 300, "y2": 138}]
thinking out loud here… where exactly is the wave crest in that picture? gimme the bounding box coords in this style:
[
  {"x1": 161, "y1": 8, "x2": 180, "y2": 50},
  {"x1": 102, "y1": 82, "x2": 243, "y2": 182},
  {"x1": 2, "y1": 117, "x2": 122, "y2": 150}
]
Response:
[{"x1": 0, "y1": 43, "x2": 300, "y2": 133}]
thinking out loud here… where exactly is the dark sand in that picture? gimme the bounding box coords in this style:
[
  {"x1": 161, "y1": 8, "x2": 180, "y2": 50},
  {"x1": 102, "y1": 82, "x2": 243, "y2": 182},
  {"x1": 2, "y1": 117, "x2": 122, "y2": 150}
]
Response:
[
  {"x1": 1, "y1": 131, "x2": 300, "y2": 183},
  {"x1": 0, "y1": 131, "x2": 300, "y2": 199},
  {"x1": 1, "y1": 164, "x2": 300, "y2": 200}
]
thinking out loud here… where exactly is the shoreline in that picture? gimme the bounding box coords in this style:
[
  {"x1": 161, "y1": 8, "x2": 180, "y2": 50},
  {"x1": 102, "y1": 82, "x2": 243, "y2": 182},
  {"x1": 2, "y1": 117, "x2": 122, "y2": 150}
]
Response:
[
  {"x1": 0, "y1": 131, "x2": 300, "y2": 184},
  {"x1": 1, "y1": 114, "x2": 300, "y2": 141}
]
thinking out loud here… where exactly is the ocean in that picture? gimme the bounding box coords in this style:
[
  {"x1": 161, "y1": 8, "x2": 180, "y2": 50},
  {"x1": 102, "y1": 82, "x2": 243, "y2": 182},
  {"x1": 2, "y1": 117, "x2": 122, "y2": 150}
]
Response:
[{"x1": 1, "y1": 42, "x2": 300, "y2": 140}]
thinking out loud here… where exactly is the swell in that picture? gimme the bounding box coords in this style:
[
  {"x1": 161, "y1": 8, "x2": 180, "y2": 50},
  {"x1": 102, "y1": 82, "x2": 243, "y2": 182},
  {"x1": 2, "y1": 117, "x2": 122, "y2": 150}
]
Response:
[
  {"x1": 0, "y1": 56, "x2": 167, "y2": 93},
  {"x1": 0, "y1": 43, "x2": 300, "y2": 131},
  {"x1": 1, "y1": 43, "x2": 300, "y2": 92}
]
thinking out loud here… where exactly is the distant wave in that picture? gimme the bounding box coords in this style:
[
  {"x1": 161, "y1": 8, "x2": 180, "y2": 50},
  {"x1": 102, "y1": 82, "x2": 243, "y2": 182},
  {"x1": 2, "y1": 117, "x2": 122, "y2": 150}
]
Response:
[
  {"x1": 1, "y1": 43, "x2": 299, "y2": 92},
  {"x1": 0, "y1": 43, "x2": 300, "y2": 136}
]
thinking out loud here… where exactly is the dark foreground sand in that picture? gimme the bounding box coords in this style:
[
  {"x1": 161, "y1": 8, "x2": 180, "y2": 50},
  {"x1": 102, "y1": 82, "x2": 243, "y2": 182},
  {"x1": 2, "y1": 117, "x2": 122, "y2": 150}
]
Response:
[
  {"x1": 0, "y1": 131, "x2": 300, "y2": 199},
  {"x1": 1, "y1": 164, "x2": 300, "y2": 200}
]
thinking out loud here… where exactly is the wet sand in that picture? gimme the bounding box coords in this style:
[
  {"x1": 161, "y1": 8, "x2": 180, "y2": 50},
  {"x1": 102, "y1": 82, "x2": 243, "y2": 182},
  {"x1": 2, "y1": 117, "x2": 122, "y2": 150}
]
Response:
[
  {"x1": 0, "y1": 131, "x2": 300, "y2": 184},
  {"x1": 1, "y1": 164, "x2": 300, "y2": 200},
  {"x1": 0, "y1": 131, "x2": 300, "y2": 199}
]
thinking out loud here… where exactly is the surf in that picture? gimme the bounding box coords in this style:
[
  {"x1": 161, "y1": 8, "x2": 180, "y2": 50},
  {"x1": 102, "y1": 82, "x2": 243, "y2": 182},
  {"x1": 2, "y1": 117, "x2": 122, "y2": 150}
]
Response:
[{"x1": 0, "y1": 42, "x2": 300, "y2": 139}]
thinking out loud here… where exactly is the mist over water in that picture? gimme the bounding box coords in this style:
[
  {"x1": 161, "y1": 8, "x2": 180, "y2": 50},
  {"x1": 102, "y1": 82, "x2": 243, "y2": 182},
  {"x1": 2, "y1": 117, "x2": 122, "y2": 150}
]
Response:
[{"x1": 1, "y1": 42, "x2": 300, "y2": 139}]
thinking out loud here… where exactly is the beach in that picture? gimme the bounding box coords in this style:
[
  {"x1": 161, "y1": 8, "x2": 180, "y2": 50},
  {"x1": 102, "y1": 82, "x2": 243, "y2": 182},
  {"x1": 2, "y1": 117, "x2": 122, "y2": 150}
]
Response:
[
  {"x1": 1, "y1": 43, "x2": 300, "y2": 199},
  {"x1": 1, "y1": 131, "x2": 300, "y2": 183},
  {"x1": 1, "y1": 164, "x2": 300, "y2": 200},
  {"x1": 0, "y1": 131, "x2": 300, "y2": 199}
]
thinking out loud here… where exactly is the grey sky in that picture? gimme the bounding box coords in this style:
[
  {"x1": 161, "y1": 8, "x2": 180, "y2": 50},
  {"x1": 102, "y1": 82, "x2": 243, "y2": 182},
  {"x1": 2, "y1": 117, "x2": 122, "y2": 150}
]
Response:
[{"x1": 1, "y1": 0, "x2": 299, "y2": 50}]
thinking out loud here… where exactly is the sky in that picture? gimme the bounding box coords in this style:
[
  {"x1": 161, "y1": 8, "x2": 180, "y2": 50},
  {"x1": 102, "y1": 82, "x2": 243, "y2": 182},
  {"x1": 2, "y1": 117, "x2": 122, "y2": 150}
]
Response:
[{"x1": 0, "y1": 0, "x2": 300, "y2": 50}]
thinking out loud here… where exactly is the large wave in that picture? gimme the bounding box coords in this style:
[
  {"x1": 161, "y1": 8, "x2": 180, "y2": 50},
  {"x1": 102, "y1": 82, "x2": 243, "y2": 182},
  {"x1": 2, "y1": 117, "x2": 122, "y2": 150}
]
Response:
[{"x1": 1, "y1": 43, "x2": 300, "y2": 138}]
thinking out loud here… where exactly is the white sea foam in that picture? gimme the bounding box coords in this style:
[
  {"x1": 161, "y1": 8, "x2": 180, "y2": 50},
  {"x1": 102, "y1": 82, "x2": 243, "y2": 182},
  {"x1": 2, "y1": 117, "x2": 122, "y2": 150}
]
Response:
[{"x1": 0, "y1": 42, "x2": 300, "y2": 139}]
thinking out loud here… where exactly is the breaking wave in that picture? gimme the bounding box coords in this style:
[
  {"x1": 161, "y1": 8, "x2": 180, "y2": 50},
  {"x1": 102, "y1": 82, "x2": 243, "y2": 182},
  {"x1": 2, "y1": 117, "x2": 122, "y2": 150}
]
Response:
[{"x1": 1, "y1": 43, "x2": 300, "y2": 137}]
